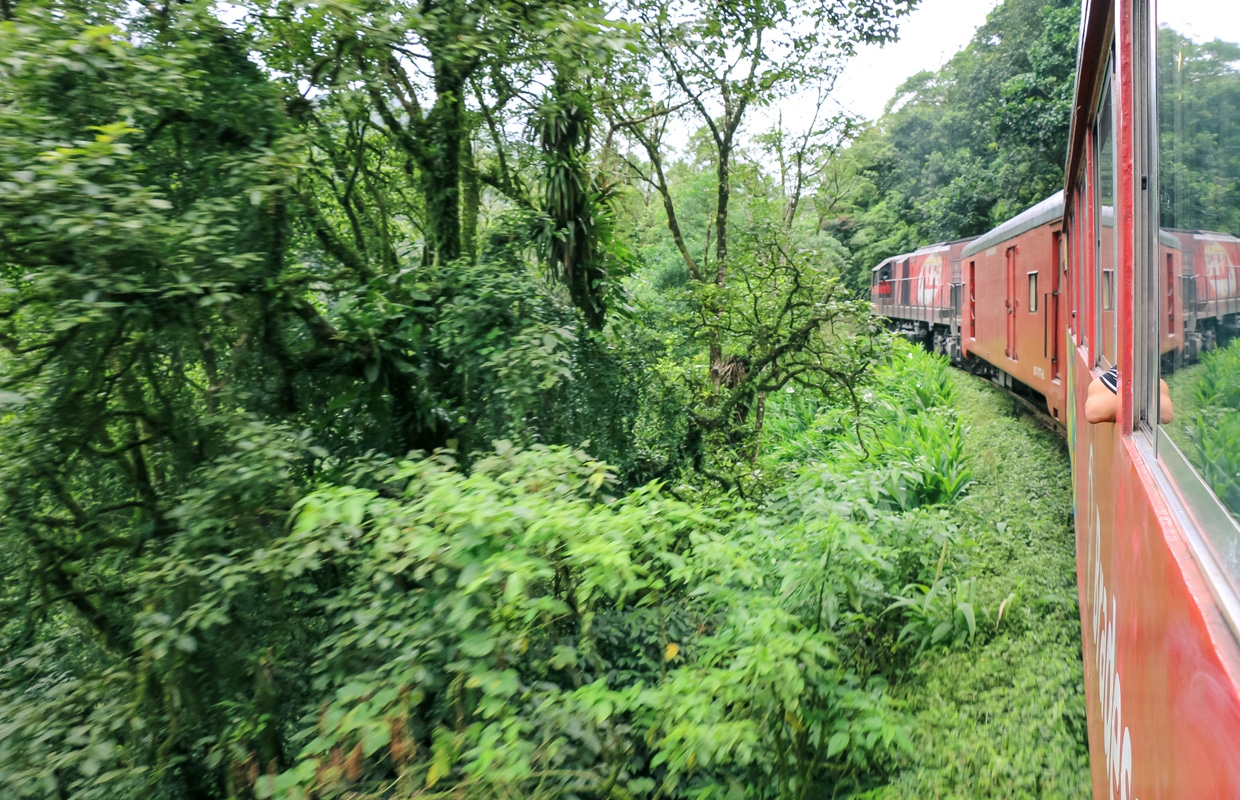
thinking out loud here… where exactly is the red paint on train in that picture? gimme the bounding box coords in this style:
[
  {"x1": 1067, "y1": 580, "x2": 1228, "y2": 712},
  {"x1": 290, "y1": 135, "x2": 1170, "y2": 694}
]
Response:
[
  {"x1": 1072, "y1": 341, "x2": 1240, "y2": 798},
  {"x1": 959, "y1": 200, "x2": 1067, "y2": 420}
]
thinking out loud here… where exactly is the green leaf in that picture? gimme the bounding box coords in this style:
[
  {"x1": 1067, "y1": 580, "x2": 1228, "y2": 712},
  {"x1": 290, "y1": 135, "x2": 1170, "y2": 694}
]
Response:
[
  {"x1": 427, "y1": 730, "x2": 454, "y2": 788},
  {"x1": 459, "y1": 633, "x2": 495, "y2": 658},
  {"x1": 959, "y1": 602, "x2": 976, "y2": 639}
]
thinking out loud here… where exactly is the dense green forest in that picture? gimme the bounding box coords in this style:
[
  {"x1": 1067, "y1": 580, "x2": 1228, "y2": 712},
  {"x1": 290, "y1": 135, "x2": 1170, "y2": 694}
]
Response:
[{"x1": 0, "y1": 0, "x2": 1085, "y2": 797}]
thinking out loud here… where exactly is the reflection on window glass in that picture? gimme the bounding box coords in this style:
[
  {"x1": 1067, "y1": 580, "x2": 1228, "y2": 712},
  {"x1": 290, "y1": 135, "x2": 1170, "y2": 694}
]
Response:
[
  {"x1": 1072, "y1": 181, "x2": 1086, "y2": 346},
  {"x1": 1158, "y1": 4, "x2": 1240, "y2": 538},
  {"x1": 1029, "y1": 273, "x2": 1039, "y2": 313},
  {"x1": 1097, "y1": 79, "x2": 1117, "y2": 367}
]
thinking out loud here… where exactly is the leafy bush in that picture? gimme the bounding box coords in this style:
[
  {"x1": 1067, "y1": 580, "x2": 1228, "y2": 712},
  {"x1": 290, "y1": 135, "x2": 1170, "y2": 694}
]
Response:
[
  {"x1": 1184, "y1": 339, "x2": 1240, "y2": 516},
  {"x1": 0, "y1": 442, "x2": 920, "y2": 800}
]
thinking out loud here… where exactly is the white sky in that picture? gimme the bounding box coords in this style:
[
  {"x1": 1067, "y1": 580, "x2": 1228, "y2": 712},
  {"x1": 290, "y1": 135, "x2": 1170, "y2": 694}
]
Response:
[
  {"x1": 827, "y1": 0, "x2": 1001, "y2": 122},
  {"x1": 1161, "y1": 0, "x2": 1240, "y2": 45}
]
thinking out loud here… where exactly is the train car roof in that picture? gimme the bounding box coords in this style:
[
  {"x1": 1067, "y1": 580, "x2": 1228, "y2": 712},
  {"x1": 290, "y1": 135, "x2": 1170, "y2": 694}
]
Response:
[
  {"x1": 870, "y1": 237, "x2": 973, "y2": 272},
  {"x1": 962, "y1": 191, "x2": 1064, "y2": 258},
  {"x1": 1165, "y1": 229, "x2": 1240, "y2": 244},
  {"x1": 1159, "y1": 228, "x2": 1184, "y2": 248},
  {"x1": 1127, "y1": 217, "x2": 1190, "y2": 248}
]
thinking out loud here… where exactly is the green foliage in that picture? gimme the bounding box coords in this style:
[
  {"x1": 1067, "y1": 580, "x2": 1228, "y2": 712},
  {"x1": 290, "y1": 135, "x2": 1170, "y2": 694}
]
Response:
[
  {"x1": 753, "y1": 348, "x2": 1088, "y2": 797},
  {"x1": 1182, "y1": 339, "x2": 1240, "y2": 516},
  {"x1": 888, "y1": 577, "x2": 979, "y2": 654},
  {"x1": 0, "y1": 1, "x2": 1091, "y2": 798},
  {"x1": 864, "y1": 371, "x2": 1089, "y2": 798},
  {"x1": 1158, "y1": 30, "x2": 1240, "y2": 233},
  {"x1": 824, "y1": 0, "x2": 1081, "y2": 290}
]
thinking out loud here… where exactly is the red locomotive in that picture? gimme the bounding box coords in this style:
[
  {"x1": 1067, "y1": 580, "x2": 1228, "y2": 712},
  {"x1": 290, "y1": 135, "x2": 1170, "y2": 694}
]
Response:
[
  {"x1": 1168, "y1": 229, "x2": 1240, "y2": 358},
  {"x1": 871, "y1": 238, "x2": 971, "y2": 362},
  {"x1": 872, "y1": 1, "x2": 1240, "y2": 794}
]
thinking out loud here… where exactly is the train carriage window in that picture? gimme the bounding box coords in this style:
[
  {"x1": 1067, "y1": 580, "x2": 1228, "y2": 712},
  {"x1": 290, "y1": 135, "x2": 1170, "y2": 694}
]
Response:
[
  {"x1": 1028, "y1": 272, "x2": 1038, "y2": 313},
  {"x1": 1155, "y1": 1, "x2": 1240, "y2": 578},
  {"x1": 1095, "y1": 73, "x2": 1118, "y2": 368},
  {"x1": 1074, "y1": 178, "x2": 1088, "y2": 349}
]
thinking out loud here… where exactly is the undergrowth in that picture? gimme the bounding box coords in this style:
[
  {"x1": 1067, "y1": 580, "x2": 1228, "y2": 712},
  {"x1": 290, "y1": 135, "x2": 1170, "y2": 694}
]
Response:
[
  {"x1": 0, "y1": 340, "x2": 1090, "y2": 799},
  {"x1": 854, "y1": 364, "x2": 1090, "y2": 798},
  {"x1": 757, "y1": 342, "x2": 1089, "y2": 796}
]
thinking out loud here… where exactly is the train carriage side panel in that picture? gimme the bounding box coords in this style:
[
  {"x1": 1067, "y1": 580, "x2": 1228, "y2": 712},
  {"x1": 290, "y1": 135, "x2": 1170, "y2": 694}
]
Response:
[
  {"x1": 961, "y1": 192, "x2": 1067, "y2": 420},
  {"x1": 961, "y1": 242, "x2": 1005, "y2": 361},
  {"x1": 1071, "y1": 343, "x2": 1240, "y2": 798},
  {"x1": 1067, "y1": 1, "x2": 1240, "y2": 796}
]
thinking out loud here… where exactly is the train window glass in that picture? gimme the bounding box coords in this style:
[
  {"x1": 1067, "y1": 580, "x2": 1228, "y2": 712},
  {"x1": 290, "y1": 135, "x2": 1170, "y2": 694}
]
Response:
[
  {"x1": 1067, "y1": 210, "x2": 1077, "y2": 342},
  {"x1": 1028, "y1": 272, "x2": 1038, "y2": 313},
  {"x1": 1076, "y1": 177, "x2": 1088, "y2": 349},
  {"x1": 1102, "y1": 270, "x2": 1115, "y2": 311},
  {"x1": 1095, "y1": 73, "x2": 1117, "y2": 368},
  {"x1": 1156, "y1": 2, "x2": 1240, "y2": 568}
]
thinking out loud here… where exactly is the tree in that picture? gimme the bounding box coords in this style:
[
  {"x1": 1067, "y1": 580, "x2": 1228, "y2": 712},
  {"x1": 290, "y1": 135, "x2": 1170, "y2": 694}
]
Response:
[
  {"x1": 822, "y1": 0, "x2": 1081, "y2": 289},
  {"x1": 616, "y1": 0, "x2": 915, "y2": 325},
  {"x1": 598, "y1": 0, "x2": 912, "y2": 484},
  {"x1": 1157, "y1": 28, "x2": 1240, "y2": 233}
]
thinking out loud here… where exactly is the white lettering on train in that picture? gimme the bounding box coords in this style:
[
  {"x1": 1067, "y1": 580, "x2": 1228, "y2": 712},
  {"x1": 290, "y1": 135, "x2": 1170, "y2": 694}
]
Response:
[{"x1": 1090, "y1": 509, "x2": 1136, "y2": 800}]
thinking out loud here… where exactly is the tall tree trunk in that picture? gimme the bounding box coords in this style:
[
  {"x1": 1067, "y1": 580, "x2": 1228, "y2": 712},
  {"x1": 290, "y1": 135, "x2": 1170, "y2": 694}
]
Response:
[
  {"x1": 708, "y1": 137, "x2": 732, "y2": 380},
  {"x1": 460, "y1": 129, "x2": 480, "y2": 262},
  {"x1": 422, "y1": 69, "x2": 464, "y2": 264},
  {"x1": 714, "y1": 140, "x2": 731, "y2": 287}
]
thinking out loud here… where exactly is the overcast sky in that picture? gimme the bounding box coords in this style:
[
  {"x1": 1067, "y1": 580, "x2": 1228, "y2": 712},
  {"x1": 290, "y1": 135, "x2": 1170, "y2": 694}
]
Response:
[{"x1": 828, "y1": 0, "x2": 1001, "y2": 122}]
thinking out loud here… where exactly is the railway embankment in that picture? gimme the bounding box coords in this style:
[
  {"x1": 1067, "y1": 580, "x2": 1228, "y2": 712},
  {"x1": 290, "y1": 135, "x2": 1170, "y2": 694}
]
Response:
[{"x1": 864, "y1": 372, "x2": 1090, "y2": 797}]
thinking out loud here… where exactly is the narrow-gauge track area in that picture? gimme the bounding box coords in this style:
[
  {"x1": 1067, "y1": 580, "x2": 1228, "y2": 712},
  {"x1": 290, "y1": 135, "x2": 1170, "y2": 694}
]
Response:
[{"x1": 865, "y1": 372, "x2": 1089, "y2": 798}]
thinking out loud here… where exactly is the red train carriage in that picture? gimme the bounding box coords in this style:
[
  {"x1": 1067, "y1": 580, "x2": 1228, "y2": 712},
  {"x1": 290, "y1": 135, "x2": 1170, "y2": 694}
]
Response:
[
  {"x1": 1167, "y1": 229, "x2": 1240, "y2": 357},
  {"x1": 870, "y1": 239, "x2": 972, "y2": 360},
  {"x1": 1064, "y1": 0, "x2": 1240, "y2": 796},
  {"x1": 943, "y1": 194, "x2": 1183, "y2": 425},
  {"x1": 959, "y1": 191, "x2": 1070, "y2": 422}
]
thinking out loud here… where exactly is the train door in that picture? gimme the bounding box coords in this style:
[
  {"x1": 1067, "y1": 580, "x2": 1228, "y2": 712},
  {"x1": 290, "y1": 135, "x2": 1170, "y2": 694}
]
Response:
[
  {"x1": 900, "y1": 258, "x2": 911, "y2": 305},
  {"x1": 1005, "y1": 246, "x2": 1018, "y2": 359},
  {"x1": 968, "y1": 261, "x2": 976, "y2": 339}
]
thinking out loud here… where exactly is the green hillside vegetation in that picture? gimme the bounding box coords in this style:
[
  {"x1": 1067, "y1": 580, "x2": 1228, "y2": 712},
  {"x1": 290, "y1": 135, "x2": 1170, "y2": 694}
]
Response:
[
  {"x1": 0, "y1": 0, "x2": 1088, "y2": 796},
  {"x1": 821, "y1": 0, "x2": 1080, "y2": 293}
]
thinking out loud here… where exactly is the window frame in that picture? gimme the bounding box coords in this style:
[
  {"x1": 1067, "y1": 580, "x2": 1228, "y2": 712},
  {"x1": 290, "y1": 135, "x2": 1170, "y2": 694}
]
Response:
[
  {"x1": 1134, "y1": 0, "x2": 1158, "y2": 434},
  {"x1": 1140, "y1": 0, "x2": 1240, "y2": 636},
  {"x1": 1094, "y1": 62, "x2": 1118, "y2": 370}
]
